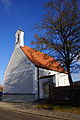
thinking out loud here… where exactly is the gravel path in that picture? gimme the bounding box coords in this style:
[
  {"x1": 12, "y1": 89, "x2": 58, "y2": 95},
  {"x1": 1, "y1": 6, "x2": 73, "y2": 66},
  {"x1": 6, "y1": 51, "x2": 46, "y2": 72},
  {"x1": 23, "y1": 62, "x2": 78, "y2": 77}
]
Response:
[{"x1": 0, "y1": 102, "x2": 80, "y2": 120}]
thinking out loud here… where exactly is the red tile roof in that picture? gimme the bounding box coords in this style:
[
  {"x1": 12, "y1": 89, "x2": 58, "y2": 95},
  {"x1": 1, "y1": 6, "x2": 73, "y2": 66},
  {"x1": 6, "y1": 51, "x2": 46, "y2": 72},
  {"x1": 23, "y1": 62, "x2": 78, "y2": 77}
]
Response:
[{"x1": 20, "y1": 45, "x2": 66, "y2": 73}]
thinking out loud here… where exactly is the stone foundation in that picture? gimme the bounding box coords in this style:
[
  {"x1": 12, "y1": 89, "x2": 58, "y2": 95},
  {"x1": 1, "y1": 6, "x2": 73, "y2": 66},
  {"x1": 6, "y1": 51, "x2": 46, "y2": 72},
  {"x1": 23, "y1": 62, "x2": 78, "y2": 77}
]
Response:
[{"x1": 2, "y1": 93, "x2": 36, "y2": 102}]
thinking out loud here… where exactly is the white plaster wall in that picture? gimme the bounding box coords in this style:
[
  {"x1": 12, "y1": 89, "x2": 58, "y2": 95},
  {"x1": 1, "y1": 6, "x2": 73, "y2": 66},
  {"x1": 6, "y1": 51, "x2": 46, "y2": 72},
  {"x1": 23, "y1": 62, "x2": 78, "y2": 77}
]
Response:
[
  {"x1": 48, "y1": 70, "x2": 70, "y2": 87},
  {"x1": 39, "y1": 68, "x2": 49, "y2": 77},
  {"x1": 4, "y1": 47, "x2": 35, "y2": 94}
]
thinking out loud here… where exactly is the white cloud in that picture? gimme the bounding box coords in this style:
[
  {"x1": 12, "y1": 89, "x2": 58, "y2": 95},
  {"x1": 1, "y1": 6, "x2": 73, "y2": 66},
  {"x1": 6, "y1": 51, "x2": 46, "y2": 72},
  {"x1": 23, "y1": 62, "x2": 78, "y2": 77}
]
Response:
[{"x1": 0, "y1": 0, "x2": 12, "y2": 11}]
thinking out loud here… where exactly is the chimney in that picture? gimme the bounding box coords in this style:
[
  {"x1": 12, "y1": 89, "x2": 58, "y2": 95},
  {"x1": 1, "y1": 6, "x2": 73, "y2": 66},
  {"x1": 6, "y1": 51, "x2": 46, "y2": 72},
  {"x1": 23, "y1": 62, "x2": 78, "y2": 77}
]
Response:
[{"x1": 15, "y1": 28, "x2": 24, "y2": 47}]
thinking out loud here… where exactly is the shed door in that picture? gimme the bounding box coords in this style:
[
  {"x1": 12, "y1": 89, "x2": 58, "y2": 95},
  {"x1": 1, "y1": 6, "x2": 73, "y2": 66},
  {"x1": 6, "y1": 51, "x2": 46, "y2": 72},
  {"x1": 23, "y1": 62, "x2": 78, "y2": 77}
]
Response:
[{"x1": 39, "y1": 76, "x2": 54, "y2": 99}]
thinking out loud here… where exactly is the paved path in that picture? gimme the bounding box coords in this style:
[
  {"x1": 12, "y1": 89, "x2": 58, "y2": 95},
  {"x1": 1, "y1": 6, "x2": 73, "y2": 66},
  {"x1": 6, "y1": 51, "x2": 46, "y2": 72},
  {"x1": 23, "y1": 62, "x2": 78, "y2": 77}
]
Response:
[{"x1": 0, "y1": 107, "x2": 61, "y2": 120}]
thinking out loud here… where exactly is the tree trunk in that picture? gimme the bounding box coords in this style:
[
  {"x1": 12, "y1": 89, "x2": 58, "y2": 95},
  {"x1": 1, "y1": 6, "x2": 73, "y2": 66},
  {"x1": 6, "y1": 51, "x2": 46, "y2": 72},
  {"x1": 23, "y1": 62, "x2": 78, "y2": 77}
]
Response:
[
  {"x1": 66, "y1": 63, "x2": 73, "y2": 88},
  {"x1": 66, "y1": 65, "x2": 74, "y2": 104},
  {"x1": 67, "y1": 71, "x2": 73, "y2": 89}
]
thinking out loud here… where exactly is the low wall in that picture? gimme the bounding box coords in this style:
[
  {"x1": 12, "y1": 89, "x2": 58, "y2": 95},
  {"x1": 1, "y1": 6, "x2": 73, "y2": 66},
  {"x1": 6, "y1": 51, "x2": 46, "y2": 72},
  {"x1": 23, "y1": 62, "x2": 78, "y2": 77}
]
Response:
[
  {"x1": 0, "y1": 96, "x2": 2, "y2": 101},
  {"x1": 49, "y1": 86, "x2": 80, "y2": 102}
]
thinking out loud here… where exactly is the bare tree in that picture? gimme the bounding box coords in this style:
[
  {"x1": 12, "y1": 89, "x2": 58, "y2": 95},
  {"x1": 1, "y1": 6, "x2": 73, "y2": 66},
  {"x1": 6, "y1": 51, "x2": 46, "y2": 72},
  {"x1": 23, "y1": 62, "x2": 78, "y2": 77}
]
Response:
[{"x1": 32, "y1": 0, "x2": 80, "y2": 89}]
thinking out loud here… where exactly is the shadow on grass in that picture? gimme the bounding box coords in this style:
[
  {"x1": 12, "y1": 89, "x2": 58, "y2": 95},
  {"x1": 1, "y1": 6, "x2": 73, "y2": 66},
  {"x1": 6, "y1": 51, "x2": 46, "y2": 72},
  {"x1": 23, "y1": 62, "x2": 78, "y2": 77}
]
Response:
[
  {"x1": 34, "y1": 99, "x2": 80, "y2": 113},
  {"x1": 35, "y1": 98, "x2": 80, "y2": 107}
]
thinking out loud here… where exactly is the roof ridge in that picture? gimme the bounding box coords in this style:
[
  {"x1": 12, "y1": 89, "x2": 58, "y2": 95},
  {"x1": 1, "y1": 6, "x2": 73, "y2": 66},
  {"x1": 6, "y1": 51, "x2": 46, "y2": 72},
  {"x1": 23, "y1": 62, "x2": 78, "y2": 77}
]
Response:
[{"x1": 23, "y1": 45, "x2": 54, "y2": 58}]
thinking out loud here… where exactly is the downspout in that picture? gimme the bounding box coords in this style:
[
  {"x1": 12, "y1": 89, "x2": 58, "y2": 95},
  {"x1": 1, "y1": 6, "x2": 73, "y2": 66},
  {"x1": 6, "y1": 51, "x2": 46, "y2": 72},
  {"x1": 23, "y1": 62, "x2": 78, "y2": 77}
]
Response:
[{"x1": 37, "y1": 67, "x2": 40, "y2": 100}]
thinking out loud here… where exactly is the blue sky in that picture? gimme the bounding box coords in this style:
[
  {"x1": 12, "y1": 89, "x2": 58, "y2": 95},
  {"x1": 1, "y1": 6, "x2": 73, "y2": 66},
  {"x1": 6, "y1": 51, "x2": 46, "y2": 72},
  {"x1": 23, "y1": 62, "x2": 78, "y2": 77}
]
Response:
[{"x1": 0, "y1": 0, "x2": 80, "y2": 84}]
